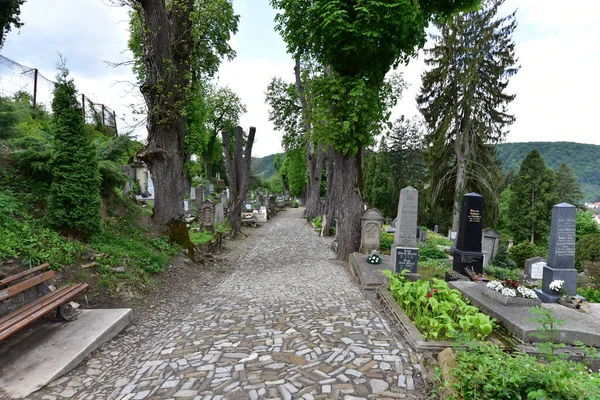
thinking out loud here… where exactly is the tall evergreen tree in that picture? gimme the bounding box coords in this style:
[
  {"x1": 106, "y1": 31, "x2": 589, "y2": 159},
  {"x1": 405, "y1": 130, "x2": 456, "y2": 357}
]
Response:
[
  {"x1": 48, "y1": 66, "x2": 101, "y2": 238},
  {"x1": 363, "y1": 138, "x2": 396, "y2": 217},
  {"x1": 555, "y1": 162, "x2": 584, "y2": 207},
  {"x1": 508, "y1": 149, "x2": 558, "y2": 245},
  {"x1": 417, "y1": 0, "x2": 518, "y2": 230}
]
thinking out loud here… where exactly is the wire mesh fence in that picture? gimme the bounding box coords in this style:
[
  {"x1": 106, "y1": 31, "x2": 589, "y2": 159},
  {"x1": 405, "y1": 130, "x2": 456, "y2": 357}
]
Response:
[{"x1": 0, "y1": 54, "x2": 118, "y2": 135}]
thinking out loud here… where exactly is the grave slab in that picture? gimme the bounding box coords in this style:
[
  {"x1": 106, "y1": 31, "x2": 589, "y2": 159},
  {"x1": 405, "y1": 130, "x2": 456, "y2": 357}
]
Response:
[
  {"x1": 0, "y1": 309, "x2": 132, "y2": 399},
  {"x1": 450, "y1": 281, "x2": 600, "y2": 347}
]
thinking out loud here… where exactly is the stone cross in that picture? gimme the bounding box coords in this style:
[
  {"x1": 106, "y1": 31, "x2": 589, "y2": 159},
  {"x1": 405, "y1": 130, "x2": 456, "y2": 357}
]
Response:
[
  {"x1": 452, "y1": 193, "x2": 485, "y2": 277},
  {"x1": 390, "y1": 187, "x2": 419, "y2": 274},
  {"x1": 360, "y1": 208, "x2": 384, "y2": 251},
  {"x1": 536, "y1": 203, "x2": 578, "y2": 302}
]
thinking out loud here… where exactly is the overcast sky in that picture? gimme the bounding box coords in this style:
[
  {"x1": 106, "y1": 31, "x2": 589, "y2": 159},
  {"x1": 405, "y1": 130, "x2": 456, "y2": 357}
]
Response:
[{"x1": 1, "y1": 0, "x2": 599, "y2": 157}]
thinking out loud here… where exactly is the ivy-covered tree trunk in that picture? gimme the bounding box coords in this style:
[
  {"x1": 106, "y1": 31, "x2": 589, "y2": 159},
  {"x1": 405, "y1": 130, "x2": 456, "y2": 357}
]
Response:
[
  {"x1": 135, "y1": 0, "x2": 194, "y2": 254},
  {"x1": 222, "y1": 126, "x2": 256, "y2": 237}
]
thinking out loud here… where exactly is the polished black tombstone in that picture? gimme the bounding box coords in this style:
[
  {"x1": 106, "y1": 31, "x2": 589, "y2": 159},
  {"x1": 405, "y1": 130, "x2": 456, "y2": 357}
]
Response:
[{"x1": 452, "y1": 193, "x2": 485, "y2": 276}]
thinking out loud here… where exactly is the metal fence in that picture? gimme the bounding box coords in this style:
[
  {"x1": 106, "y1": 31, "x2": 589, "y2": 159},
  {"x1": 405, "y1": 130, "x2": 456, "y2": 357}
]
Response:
[{"x1": 0, "y1": 54, "x2": 118, "y2": 135}]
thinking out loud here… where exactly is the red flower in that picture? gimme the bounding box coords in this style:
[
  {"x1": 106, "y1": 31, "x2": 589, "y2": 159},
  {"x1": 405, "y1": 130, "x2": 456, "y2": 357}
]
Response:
[
  {"x1": 433, "y1": 289, "x2": 439, "y2": 293},
  {"x1": 427, "y1": 293, "x2": 433, "y2": 298}
]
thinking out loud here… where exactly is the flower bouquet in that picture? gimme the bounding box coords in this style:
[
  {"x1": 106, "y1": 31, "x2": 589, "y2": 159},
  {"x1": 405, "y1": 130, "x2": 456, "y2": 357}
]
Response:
[
  {"x1": 367, "y1": 251, "x2": 381, "y2": 265},
  {"x1": 485, "y1": 279, "x2": 541, "y2": 306}
]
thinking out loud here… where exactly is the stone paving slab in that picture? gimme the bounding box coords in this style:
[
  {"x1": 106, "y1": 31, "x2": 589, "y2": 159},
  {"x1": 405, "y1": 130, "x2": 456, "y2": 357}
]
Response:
[{"x1": 28, "y1": 209, "x2": 422, "y2": 399}]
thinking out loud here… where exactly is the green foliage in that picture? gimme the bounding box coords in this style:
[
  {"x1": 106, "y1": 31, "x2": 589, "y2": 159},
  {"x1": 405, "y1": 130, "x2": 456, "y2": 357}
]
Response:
[
  {"x1": 380, "y1": 231, "x2": 394, "y2": 251},
  {"x1": 575, "y1": 234, "x2": 600, "y2": 270},
  {"x1": 578, "y1": 287, "x2": 600, "y2": 303},
  {"x1": 363, "y1": 138, "x2": 397, "y2": 217},
  {"x1": 509, "y1": 241, "x2": 540, "y2": 269},
  {"x1": 485, "y1": 265, "x2": 521, "y2": 281},
  {"x1": 0, "y1": 0, "x2": 25, "y2": 49},
  {"x1": 418, "y1": 0, "x2": 516, "y2": 229},
  {"x1": 508, "y1": 149, "x2": 558, "y2": 245},
  {"x1": 447, "y1": 343, "x2": 600, "y2": 400},
  {"x1": 427, "y1": 232, "x2": 453, "y2": 247},
  {"x1": 312, "y1": 216, "x2": 322, "y2": 229},
  {"x1": 555, "y1": 162, "x2": 584, "y2": 207},
  {"x1": 383, "y1": 271, "x2": 495, "y2": 340},
  {"x1": 214, "y1": 218, "x2": 232, "y2": 234},
  {"x1": 527, "y1": 306, "x2": 566, "y2": 360},
  {"x1": 419, "y1": 244, "x2": 447, "y2": 261},
  {"x1": 576, "y1": 210, "x2": 599, "y2": 241},
  {"x1": 189, "y1": 230, "x2": 214, "y2": 245},
  {"x1": 497, "y1": 142, "x2": 600, "y2": 202},
  {"x1": 47, "y1": 66, "x2": 102, "y2": 238},
  {"x1": 489, "y1": 246, "x2": 518, "y2": 269}
]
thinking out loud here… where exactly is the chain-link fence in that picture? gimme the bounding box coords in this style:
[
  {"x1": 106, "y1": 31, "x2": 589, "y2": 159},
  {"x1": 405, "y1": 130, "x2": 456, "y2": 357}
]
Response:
[{"x1": 0, "y1": 55, "x2": 118, "y2": 135}]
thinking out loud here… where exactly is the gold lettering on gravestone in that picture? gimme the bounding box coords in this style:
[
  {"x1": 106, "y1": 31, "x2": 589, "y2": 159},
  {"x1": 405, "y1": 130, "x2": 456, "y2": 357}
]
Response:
[{"x1": 468, "y1": 209, "x2": 481, "y2": 223}]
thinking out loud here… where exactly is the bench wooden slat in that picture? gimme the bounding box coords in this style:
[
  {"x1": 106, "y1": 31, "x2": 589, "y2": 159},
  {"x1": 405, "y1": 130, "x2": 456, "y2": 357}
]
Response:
[
  {"x1": 0, "y1": 283, "x2": 88, "y2": 342},
  {"x1": 0, "y1": 270, "x2": 55, "y2": 302},
  {"x1": 0, "y1": 285, "x2": 72, "y2": 327},
  {"x1": 0, "y1": 263, "x2": 50, "y2": 287}
]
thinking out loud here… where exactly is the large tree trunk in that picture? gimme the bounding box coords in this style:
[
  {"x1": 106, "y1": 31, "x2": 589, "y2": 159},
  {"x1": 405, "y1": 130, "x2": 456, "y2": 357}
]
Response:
[
  {"x1": 322, "y1": 145, "x2": 341, "y2": 236},
  {"x1": 136, "y1": 0, "x2": 194, "y2": 255},
  {"x1": 328, "y1": 149, "x2": 363, "y2": 260},
  {"x1": 294, "y1": 58, "x2": 325, "y2": 221},
  {"x1": 222, "y1": 126, "x2": 256, "y2": 237}
]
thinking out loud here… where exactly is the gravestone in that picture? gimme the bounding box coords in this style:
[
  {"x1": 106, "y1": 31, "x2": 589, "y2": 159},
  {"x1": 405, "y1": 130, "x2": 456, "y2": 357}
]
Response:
[
  {"x1": 215, "y1": 203, "x2": 224, "y2": 224},
  {"x1": 536, "y1": 203, "x2": 578, "y2": 302},
  {"x1": 205, "y1": 180, "x2": 211, "y2": 196},
  {"x1": 452, "y1": 193, "x2": 485, "y2": 277},
  {"x1": 420, "y1": 228, "x2": 427, "y2": 244},
  {"x1": 448, "y1": 230, "x2": 458, "y2": 242},
  {"x1": 190, "y1": 186, "x2": 196, "y2": 200},
  {"x1": 482, "y1": 229, "x2": 501, "y2": 267},
  {"x1": 183, "y1": 200, "x2": 189, "y2": 212},
  {"x1": 257, "y1": 206, "x2": 268, "y2": 223},
  {"x1": 201, "y1": 200, "x2": 215, "y2": 231},
  {"x1": 360, "y1": 208, "x2": 384, "y2": 251},
  {"x1": 525, "y1": 256, "x2": 546, "y2": 281},
  {"x1": 434, "y1": 225, "x2": 439, "y2": 234},
  {"x1": 390, "y1": 187, "x2": 420, "y2": 275}
]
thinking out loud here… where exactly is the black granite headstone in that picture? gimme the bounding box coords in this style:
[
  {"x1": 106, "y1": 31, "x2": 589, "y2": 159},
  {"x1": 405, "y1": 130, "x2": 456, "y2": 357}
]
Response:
[
  {"x1": 452, "y1": 193, "x2": 485, "y2": 276},
  {"x1": 395, "y1": 248, "x2": 419, "y2": 274}
]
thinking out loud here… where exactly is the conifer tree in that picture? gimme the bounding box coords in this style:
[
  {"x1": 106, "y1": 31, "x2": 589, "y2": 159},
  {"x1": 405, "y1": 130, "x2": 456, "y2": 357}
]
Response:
[
  {"x1": 508, "y1": 149, "x2": 558, "y2": 245},
  {"x1": 417, "y1": 0, "x2": 518, "y2": 230},
  {"x1": 47, "y1": 66, "x2": 101, "y2": 238},
  {"x1": 363, "y1": 138, "x2": 396, "y2": 217},
  {"x1": 555, "y1": 162, "x2": 584, "y2": 207}
]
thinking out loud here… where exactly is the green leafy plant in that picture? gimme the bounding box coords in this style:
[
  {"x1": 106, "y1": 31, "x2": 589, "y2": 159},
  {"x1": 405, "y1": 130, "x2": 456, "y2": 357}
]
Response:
[
  {"x1": 426, "y1": 232, "x2": 453, "y2": 247},
  {"x1": 380, "y1": 231, "x2": 394, "y2": 251},
  {"x1": 575, "y1": 233, "x2": 600, "y2": 270},
  {"x1": 509, "y1": 241, "x2": 540, "y2": 269},
  {"x1": 489, "y1": 245, "x2": 518, "y2": 269},
  {"x1": 189, "y1": 230, "x2": 214, "y2": 245},
  {"x1": 383, "y1": 270, "x2": 494, "y2": 340},
  {"x1": 577, "y1": 287, "x2": 600, "y2": 303},
  {"x1": 312, "y1": 216, "x2": 322, "y2": 229},
  {"x1": 419, "y1": 244, "x2": 448, "y2": 261},
  {"x1": 485, "y1": 265, "x2": 522, "y2": 281},
  {"x1": 448, "y1": 343, "x2": 600, "y2": 399},
  {"x1": 527, "y1": 306, "x2": 566, "y2": 361}
]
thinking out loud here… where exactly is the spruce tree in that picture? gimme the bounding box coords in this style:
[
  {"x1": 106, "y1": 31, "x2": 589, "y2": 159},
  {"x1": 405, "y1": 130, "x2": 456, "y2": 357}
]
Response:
[
  {"x1": 47, "y1": 66, "x2": 101, "y2": 238},
  {"x1": 417, "y1": 0, "x2": 518, "y2": 230},
  {"x1": 555, "y1": 162, "x2": 584, "y2": 207},
  {"x1": 508, "y1": 149, "x2": 558, "y2": 245}
]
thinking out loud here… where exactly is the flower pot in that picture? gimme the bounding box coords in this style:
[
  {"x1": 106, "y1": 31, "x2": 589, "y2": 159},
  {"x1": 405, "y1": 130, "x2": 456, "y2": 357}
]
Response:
[{"x1": 484, "y1": 287, "x2": 541, "y2": 307}]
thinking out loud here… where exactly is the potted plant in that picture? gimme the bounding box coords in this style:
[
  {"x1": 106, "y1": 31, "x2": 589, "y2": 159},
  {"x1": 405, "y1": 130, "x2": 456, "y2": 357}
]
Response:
[{"x1": 484, "y1": 279, "x2": 541, "y2": 306}]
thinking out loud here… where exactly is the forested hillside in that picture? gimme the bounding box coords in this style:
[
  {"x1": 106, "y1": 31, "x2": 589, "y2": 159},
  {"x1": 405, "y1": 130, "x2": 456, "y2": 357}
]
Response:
[
  {"x1": 251, "y1": 153, "x2": 284, "y2": 179},
  {"x1": 497, "y1": 142, "x2": 600, "y2": 201}
]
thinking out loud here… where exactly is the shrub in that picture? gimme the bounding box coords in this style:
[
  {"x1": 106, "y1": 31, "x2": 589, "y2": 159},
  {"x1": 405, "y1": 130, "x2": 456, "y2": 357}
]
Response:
[
  {"x1": 485, "y1": 265, "x2": 521, "y2": 281},
  {"x1": 380, "y1": 231, "x2": 394, "y2": 251},
  {"x1": 189, "y1": 230, "x2": 214, "y2": 245},
  {"x1": 419, "y1": 244, "x2": 447, "y2": 260},
  {"x1": 47, "y1": 66, "x2": 101, "y2": 238},
  {"x1": 575, "y1": 234, "x2": 600, "y2": 270},
  {"x1": 490, "y1": 246, "x2": 518, "y2": 269},
  {"x1": 577, "y1": 287, "x2": 600, "y2": 303},
  {"x1": 427, "y1": 232, "x2": 453, "y2": 247},
  {"x1": 383, "y1": 271, "x2": 494, "y2": 340},
  {"x1": 448, "y1": 344, "x2": 600, "y2": 399},
  {"x1": 312, "y1": 216, "x2": 322, "y2": 229},
  {"x1": 508, "y1": 241, "x2": 539, "y2": 269}
]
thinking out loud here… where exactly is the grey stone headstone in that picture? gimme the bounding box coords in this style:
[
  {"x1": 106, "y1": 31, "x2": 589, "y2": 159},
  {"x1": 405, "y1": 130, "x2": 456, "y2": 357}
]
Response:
[
  {"x1": 537, "y1": 203, "x2": 578, "y2": 301},
  {"x1": 215, "y1": 203, "x2": 224, "y2": 224},
  {"x1": 257, "y1": 206, "x2": 267, "y2": 223},
  {"x1": 434, "y1": 224, "x2": 439, "y2": 234},
  {"x1": 190, "y1": 187, "x2": 196, "y2": 200},
  {"x1": 394, "y1": 247, "x2": 419, "y2": 274},
  {"x1": 482, "y1": 228, "x2": 501, "y2": 262},
  {"x1": 183, "y1": 200, "x2": 189, "y2": 212},
  {"x1": 360, "y1": 208, "x2": 384, "y2": 251},
  {"x1": 421, "y1": 229, "x2": 427, "y2": 244},
  {"x1": 201, "y1": 199, "x2": 215, "y2": 230},
  {"x1": 525, "y1": 256, "x2": 546, "y2": 281},
  {"x1": 391, "y1": 187, "x2": 419, "y2": 273}
]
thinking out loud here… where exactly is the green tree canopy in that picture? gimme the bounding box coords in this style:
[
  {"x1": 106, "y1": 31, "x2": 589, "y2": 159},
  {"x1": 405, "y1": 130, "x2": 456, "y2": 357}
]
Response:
[
  {"x1": 0, "y1": 0, "x2": 24, "y2": 50},
  {"x1": 508, "y1": 149, "x2": 558, "y2": 245},
  {"x1": 555, "y1": 162, "x2": 584, "y2": 207}
]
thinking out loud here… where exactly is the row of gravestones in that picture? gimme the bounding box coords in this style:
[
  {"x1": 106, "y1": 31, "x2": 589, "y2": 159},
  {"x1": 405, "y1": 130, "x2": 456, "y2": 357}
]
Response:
[{"x1": 360, "y1": 185, "x2": 579, "y2": 303}]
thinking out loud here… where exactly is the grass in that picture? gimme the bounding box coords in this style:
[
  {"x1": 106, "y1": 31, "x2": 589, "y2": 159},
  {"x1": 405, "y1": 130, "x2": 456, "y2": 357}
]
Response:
[{"x1": 189, "y1": 230, "x2": 214, "y2": 245}]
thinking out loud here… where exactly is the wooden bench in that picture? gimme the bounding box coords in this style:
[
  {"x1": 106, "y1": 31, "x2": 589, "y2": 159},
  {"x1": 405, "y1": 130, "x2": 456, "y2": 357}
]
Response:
[{"x1": 0, "y1": 263, "x2": 88, "y2": 342}]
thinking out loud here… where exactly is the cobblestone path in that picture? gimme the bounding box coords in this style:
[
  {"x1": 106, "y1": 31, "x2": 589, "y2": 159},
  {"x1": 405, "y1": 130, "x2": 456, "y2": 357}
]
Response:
[{"x1": 33, "y1": 209, "x2": 421, "y2": 400}]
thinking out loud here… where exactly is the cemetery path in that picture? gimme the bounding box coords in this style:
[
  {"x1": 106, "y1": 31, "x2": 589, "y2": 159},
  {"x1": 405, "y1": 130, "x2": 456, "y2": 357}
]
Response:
[{"x1": 32, "y1": 208, "x2": 422, "y2": 400}]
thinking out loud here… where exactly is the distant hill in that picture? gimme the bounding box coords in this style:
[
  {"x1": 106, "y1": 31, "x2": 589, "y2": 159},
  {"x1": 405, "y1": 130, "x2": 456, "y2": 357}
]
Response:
[
  {"x1": 251, "y1": 153, "x2": 284, "y2": 180},
  {"x1": 497, "y1": 142, "x2": 600, "y2": 202}
]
